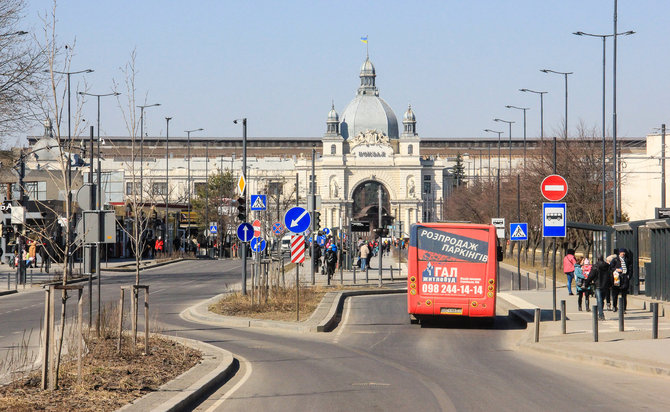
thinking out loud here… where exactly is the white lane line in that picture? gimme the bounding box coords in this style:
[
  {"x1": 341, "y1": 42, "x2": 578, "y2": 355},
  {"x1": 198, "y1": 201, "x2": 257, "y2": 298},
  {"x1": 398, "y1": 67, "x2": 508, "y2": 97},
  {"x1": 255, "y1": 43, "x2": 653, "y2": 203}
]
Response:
[
  {"x1": 333, "y1": 297, "x2": 353, "y2": 343},
  {"x1": 204, "y1": 354, "x2": 252, "y2": 412}
]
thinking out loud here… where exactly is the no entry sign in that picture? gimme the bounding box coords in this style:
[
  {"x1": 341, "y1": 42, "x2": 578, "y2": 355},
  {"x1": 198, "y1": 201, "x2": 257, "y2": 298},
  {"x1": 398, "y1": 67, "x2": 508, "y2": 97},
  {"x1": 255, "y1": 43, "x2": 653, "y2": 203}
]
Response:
[
  {"x1": 291, "y1": 235, "x2": 305, "y2": 263},
  {"x1": 541, "y1": 175, "x2": 568, "y2": 201}
]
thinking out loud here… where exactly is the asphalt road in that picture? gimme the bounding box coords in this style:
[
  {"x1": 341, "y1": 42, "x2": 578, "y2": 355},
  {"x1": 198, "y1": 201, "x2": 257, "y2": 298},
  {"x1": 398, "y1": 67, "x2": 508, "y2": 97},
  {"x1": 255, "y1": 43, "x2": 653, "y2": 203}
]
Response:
[{"x1": 2, "y1": 260, "x2": 670, "y2": 411}]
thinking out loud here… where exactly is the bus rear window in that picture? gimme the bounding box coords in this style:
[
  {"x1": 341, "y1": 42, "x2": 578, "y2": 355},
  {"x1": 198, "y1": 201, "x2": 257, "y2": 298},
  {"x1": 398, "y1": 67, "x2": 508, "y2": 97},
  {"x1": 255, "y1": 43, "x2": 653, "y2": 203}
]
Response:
[{"x1": 416, "y1": 226, "x2": 489, "y2": 263}]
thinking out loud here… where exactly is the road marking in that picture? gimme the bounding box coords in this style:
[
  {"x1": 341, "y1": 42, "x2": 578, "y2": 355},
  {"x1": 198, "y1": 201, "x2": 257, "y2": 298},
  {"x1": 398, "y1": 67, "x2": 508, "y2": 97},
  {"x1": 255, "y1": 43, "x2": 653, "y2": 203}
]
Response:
[
  {"x1": 333, "y1": 297, "x2": 353, "y2": 343},
  {"x1": 204, "y1": 354, "x2": 252, "y2": 411}
]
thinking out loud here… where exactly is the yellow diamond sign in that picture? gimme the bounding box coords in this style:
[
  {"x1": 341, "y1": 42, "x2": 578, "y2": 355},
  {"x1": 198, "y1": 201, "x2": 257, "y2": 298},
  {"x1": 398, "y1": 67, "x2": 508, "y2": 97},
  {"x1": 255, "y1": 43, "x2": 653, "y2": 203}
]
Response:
[{"x1": 237, "y1": 174, "x2": 246, "y2": 195}]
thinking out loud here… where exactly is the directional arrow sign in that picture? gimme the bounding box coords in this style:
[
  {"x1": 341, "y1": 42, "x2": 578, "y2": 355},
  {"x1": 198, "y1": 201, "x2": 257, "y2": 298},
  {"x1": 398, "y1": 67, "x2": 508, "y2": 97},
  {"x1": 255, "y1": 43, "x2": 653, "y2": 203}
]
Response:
[
  {"x1": 236, "y1": 222, "x2": 254, "y2": 242},
  {"x1": 541, "y1": 174, "x2": 568, "y2": 201},
  {"x1": 250, "y1": 237, "x2": 266, "y2": 252},
  {"x1": 317, "y1": 235, "x2": 326, "y2": 247},
  {"x1": 284, "y1": 206, "x2": 311, "y2": 233}
]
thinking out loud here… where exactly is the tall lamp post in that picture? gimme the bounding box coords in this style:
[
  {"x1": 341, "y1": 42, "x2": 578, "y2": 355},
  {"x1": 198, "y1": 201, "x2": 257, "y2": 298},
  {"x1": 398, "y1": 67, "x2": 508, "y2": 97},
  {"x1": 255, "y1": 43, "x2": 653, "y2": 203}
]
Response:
[
  {"x1": 484, "y1": 129, "x2": 503, "y2": 217},
  {"x1": 505, "y1": 105, "x2": 529, "y2": 171},
  {"x1": 52, "y1": 68, "x2": 94, "y2": 278},
  {"x1": 494, "y1": 118, "x2": 515, "y2": 176},
  {"x1": 138, "y1": 103, "x2": 160, "y2": 204},
  {"x1": 165, "y1": 117, "x2": 172, "y2": 253},
  {"x1": 79, "y1": 90, "x2": 119, "y2": 334},
  {"x1": 519, "y1": 89, "x2": 547, "y2": 164},
  {"x1": 185, "y1": 128, "x2": 204, "y2": 249},
  {"x1": 541, "y1": 69, "x2": 573, "y2": 171},
  {"x1": 573, "y1": 30, "x2": 634, "y2": 225}
]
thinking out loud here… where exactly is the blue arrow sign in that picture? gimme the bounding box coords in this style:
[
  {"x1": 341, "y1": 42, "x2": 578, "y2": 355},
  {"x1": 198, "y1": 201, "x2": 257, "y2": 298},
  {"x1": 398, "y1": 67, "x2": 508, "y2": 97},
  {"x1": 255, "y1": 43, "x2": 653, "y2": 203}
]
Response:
[
  {"x1": 236, "y1": 222, "x2": 254, "y2": 242},
  {"x1": 284, "y1": 206, "x2": 311, "y2": 234},
  {"x1": 250, "y1": 237, "x2": 266, "y2": 252},
  {"x1": 543, "y1": 202, "x2": 566, "y2": 238},
  {"x1": 510, "y1": 223, "x2": 528, "y2": 241},
  {"x1": 317, "y1": 235, "x2": 326, "y2": 246},
  {"x1": 250, "y1": 194, "x2": 267, "y2": 211}
]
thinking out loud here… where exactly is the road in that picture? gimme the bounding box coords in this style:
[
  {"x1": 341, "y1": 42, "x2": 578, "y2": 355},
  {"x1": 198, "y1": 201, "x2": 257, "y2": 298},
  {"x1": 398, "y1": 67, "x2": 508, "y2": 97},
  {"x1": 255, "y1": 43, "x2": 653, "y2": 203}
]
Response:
[{"x1": 2, "y1": 260, "x2": 670, "y2": 411}]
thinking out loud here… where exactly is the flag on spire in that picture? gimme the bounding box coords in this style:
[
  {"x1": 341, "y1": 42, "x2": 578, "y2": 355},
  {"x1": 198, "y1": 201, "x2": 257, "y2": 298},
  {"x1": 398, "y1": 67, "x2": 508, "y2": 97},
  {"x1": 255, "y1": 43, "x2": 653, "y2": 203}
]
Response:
[{"x1": 360, "y1": 36, "x2": 368, "y2": 44}]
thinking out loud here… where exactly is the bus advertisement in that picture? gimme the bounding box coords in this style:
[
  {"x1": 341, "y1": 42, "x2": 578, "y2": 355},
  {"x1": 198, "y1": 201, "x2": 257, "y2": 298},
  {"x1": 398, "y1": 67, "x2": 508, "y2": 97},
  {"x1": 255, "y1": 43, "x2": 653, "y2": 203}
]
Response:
[{"x1": 407, "y1": 223, "x2": 501, "y2": 321}]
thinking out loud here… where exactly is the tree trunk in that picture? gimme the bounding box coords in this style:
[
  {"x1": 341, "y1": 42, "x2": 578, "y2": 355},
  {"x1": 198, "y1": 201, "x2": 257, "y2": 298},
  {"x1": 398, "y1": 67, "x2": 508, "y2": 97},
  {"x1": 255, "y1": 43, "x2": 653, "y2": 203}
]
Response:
[{"x1": 53, "y1": 291, "x2": 67, "y2": 389}]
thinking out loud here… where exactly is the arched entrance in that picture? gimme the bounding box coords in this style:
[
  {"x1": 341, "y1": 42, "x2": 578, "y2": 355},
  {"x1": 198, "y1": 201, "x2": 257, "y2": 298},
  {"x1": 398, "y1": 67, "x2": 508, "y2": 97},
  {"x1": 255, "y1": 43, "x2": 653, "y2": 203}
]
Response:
[{"x1": 351, "y1": 180, "x2": 395, "y2": 231}]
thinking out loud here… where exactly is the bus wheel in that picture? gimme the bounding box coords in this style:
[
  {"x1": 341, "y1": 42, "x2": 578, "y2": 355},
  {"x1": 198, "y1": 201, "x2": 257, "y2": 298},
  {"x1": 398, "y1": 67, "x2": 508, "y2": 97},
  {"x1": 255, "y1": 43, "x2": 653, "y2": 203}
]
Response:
[{"x1": 409, "y1": 315, "x2": 420, "y2": 324}]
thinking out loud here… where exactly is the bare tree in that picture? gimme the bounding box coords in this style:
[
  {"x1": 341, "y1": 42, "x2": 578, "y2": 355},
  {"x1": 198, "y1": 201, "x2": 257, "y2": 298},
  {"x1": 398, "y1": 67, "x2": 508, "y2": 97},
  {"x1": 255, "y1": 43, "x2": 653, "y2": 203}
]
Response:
[{"x1": 0, "y1": 0, "x2": 47, "y2": 140}]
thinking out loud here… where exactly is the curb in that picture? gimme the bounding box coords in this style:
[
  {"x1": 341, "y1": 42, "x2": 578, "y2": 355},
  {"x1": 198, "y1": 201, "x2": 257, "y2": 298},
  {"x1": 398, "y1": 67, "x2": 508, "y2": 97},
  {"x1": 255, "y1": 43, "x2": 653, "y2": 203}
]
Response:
[
  {"x1": 118, "y1": 334, "x2": 236, "y2": 412},
  {"x1": 182, "y1": 285, "x2": 408, "y2": 334},
  {"x1": 0, "y1": 290, "x2": 17, "y2": 296},
  {"x1": 521, "y1": 342, "x2": 670, "y2": 378},
  {"x1": 104, "y1": 258, "x2": 186, "y2": 273}
]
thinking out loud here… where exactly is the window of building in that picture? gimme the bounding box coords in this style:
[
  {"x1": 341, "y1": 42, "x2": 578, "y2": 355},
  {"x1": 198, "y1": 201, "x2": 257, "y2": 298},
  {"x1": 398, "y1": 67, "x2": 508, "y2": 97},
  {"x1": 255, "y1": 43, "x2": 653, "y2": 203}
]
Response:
[
  {"x1": 408, "y1": 144, "x2": 413, "y2": 155},
  {"x1": 152, "y1": 182, "x2": 167, "y2": 195},
  {"x1": 423, "y1": 175, "x2": 432, "y2": 194},
  {"x1": 126, "y1": 181, "x2": 140, "y2": 196},
  {"x1": 330, "y1": 144, "x2": 336, "y2": 155},
  {"x1": 13, "y1": 181, "x2": 47, "y2": 201}
]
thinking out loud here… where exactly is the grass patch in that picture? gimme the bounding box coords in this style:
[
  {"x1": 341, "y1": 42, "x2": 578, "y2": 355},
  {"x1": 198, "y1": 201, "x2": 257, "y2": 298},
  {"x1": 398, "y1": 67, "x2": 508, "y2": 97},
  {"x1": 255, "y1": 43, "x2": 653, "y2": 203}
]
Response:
[
  {"x1": 0, "y1": 335, "x2": 201, "y2": 412},
  {"x1": 209, "y1": 285, "x2": 357, "y2": 322}
]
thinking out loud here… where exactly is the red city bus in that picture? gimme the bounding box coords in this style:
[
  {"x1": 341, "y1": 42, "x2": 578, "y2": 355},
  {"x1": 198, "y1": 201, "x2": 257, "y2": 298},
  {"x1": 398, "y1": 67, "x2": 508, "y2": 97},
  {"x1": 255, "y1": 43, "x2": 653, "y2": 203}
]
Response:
[{"x1": 407, "y1": 222, "x2": 502, "y2": 322}]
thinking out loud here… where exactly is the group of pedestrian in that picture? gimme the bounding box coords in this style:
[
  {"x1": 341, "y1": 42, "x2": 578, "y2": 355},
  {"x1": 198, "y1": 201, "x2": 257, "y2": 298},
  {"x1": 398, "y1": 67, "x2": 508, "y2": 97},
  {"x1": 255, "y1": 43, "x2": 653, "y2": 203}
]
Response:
[{"x1": 564, "y1": 248, "x2": 633, "y2": 321}]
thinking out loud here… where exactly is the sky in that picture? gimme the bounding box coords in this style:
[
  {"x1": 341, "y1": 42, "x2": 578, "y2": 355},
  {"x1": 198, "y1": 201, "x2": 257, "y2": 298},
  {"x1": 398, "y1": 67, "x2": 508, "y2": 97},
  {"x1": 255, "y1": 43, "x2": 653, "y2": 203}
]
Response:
[{"x1": 15, "y1": 0, "x2": 670, "y2": 143}]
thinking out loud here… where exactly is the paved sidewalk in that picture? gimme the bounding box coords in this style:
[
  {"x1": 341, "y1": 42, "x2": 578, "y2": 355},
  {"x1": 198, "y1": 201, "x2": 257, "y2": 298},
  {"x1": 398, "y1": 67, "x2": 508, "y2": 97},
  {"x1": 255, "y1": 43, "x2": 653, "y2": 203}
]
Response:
[{"x1": 498, "y1": 262, "x2": 670, "y2": 377}]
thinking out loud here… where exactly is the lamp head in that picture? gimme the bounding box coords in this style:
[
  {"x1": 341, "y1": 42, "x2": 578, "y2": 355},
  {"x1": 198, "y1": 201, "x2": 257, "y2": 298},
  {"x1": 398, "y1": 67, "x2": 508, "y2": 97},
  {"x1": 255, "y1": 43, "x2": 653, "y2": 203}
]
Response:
[
  {"x1": 573, "y1": 31, "x2": 584, "y2": 36},
  {"x1": 540, "y1": 69, "x2": 549, "y2": 73}
]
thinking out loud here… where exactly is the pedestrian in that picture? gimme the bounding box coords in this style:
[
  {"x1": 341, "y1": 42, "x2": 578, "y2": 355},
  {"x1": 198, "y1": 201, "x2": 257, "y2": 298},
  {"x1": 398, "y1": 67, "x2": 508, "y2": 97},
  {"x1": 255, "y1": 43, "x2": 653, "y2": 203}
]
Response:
[
  {"x1": 28, "y1": 240, "x2": 37, "y2": 268},
  {"x1": 155, "y1": 236, "x2": 164, "y2": 258},
  {"x1": 585, "y1": 255, "x2": 612, "y2": 321},
  {"x1": 359, "y1": 241, "x2": 370, "y2": 271},
  {"x1": 563, "y1": 248, "x2": 576, "y2": 295},
  {"x1": 574, "y1": 256, "x2": 590, "y2": 311},
  {"x1": 604, "y1": 250, "x2": 618, "y2": 310},
  {"x1": 39, "y1": 240, "x2": 50, "y2": 273},
  {"x1": 610, "y1": 248, "x2": 630, "y2": 312},
  {"x1": 325, "y1": 244, "x2": 337, "y2": 281}
]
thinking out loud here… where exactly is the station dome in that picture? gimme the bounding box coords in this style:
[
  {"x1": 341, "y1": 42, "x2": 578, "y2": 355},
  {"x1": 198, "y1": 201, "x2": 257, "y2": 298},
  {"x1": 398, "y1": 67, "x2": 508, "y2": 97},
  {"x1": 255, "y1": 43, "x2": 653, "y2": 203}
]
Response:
[{"x1": 340, "y1": 57, "x2": 399, "y2": 140}]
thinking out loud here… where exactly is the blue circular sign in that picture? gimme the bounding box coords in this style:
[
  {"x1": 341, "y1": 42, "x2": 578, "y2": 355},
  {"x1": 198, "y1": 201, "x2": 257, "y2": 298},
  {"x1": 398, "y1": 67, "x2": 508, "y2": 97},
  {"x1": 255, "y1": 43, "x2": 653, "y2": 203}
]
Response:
[
  {"x1": 322, "y1": 228, "x2": 330, "y2": 236},
  {"x1": 272, "y1": 222, "x2": 283, "y2": 236},
  {"x1": 250, "y1": 237, "x2": 266, "y2": 252},
  {"x1": 284, "y1": 206, "x2": 311, "y2": 234},
  {"x1": 236, "y1": 222, "x2": 254, "y2": 242}
]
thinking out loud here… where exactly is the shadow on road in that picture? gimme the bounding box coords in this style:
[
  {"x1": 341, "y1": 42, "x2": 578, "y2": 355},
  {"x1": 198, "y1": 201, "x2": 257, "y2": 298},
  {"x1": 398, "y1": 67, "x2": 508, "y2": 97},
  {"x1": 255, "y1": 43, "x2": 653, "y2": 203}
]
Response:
[{"x1": 416, "y1": 315, "x2": 526, "y2": 330}]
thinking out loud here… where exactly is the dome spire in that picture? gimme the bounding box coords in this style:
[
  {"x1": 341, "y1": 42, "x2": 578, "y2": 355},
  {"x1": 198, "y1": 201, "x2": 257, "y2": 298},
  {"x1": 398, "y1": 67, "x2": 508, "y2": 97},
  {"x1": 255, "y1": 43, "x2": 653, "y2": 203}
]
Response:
[
  {"x1": 402, "y1": 104, "x2": 417, "y2": 137},
  {"x1": 326, "y1": 101, "x2": 340, "y2": 136},
  {"x1": 358, "y1": 56, "x2": 377, "y2": 96}
]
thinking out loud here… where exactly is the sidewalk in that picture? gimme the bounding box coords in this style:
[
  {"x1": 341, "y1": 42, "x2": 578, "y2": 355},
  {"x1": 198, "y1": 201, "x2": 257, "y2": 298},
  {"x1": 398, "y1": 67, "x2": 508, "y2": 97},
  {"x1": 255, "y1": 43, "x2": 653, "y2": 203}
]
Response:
[{"x1": 498, "y1": 263, "x2": 670, "y2": 377}]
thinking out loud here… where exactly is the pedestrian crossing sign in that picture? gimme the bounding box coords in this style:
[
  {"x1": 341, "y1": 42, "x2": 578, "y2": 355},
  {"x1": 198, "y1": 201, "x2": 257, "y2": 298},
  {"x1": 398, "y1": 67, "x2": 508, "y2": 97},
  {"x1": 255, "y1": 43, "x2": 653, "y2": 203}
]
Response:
[
  {"x1": 250, "y1": 194, "x2": 267, "y2": 211},
  {"x1": 510, "y1": 223, "x2": 528, "y2": 241}
]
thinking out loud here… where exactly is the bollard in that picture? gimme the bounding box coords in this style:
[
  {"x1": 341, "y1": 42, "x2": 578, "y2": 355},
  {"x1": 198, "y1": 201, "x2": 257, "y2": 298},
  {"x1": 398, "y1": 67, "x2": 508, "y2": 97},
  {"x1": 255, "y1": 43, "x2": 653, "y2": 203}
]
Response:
[
  {"x1": 619, "y1": 297, "x2": 623, "y2": 332},
  {"x1": 592, "y1": 305, "x2": 598, "y2": 342},
  {"x1": 366, "y1": 266, "x2": 369, "y2": 283},
  {"x1": 7, "y1": 272, "x2": 9, "y2": 290},
  {"x1": 534, "y1": 308, "x2": 541, "y2": 343},
  {"x1": 390, "y1": 266, "x2": 394, "y2": 281},
  {"x1": 543, "y1": 269, "x2": 547, "y2": 289},
  {"x1": 535, "y1": 270, "x2": 539, "y2": 291},
  {"x1": 30, "y1": 270, "x2": 33, "y2": 285},
  {"x1": 561, "y1": 300, "x2": 566, "y2": 334},
  {"x1": 526, "y1": 272, "x2": 530, "y2": 290},
  {"x1": 353, "y1": 266, "x2": 357, "y2": 284},
  {"x1": 652, "y1": 303, "x2": 659, "y2": 339}
]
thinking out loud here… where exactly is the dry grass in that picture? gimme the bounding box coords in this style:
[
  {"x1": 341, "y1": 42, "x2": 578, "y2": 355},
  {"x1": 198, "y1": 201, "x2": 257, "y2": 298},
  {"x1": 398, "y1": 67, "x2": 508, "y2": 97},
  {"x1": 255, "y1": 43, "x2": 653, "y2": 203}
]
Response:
[
  {"x1": 209, "y1": 285, "x2": 356, "y2": 322},
  {"x1": 0, "y1": 335, "x2": 201, "y2": 412}
]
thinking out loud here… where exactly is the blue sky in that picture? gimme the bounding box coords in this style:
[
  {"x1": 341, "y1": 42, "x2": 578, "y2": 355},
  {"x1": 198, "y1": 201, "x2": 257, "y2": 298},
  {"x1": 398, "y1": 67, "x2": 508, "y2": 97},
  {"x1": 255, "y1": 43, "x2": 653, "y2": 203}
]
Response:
[{"x1": 19, "y1": 0, "x2": 670, "y2": 141}]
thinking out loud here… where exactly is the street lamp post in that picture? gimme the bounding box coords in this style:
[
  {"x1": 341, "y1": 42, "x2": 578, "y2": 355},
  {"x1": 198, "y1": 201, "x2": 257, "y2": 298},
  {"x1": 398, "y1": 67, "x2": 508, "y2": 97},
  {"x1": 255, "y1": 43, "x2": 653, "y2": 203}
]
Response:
[
  {"x1": 541, "y1": 69, "x2": 573, "y2": 172},
  {"x1": 79, "y1": 90, "x2": 119, "y2": 334},
  {"x1": 233, "y1": 118, "x2": 247, "y2": 295},
  {"x1": 573, "y1": 30, "x2": 634, "y2": 225},
  {"x1": 520, "y1": 88, "x2": 548, "y2": 268},
  {"x1": 52, "y1": 68, "x2": 94, "y2": 278},
  {"x1": 505, "y1": 106, "x2": 529, "y2": 171},
  {"x1": 165, "y1": 117, "x2": 172, "y2": 253},
  {"x1": 137, "y1": 103, "x2": 160, "y2": 204},
  {"x1": 494, "y1": 118, "x2": 514, "y2": 176},
  {"x1": 484, "y1": 129, "x2": 503, "y2": 217},
  {"x1": 519, "y1": 89, "x2": 547, "y2": 164},
  {"x1": 185, "y1": 128, "x2": 204, "y2": 251}
]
